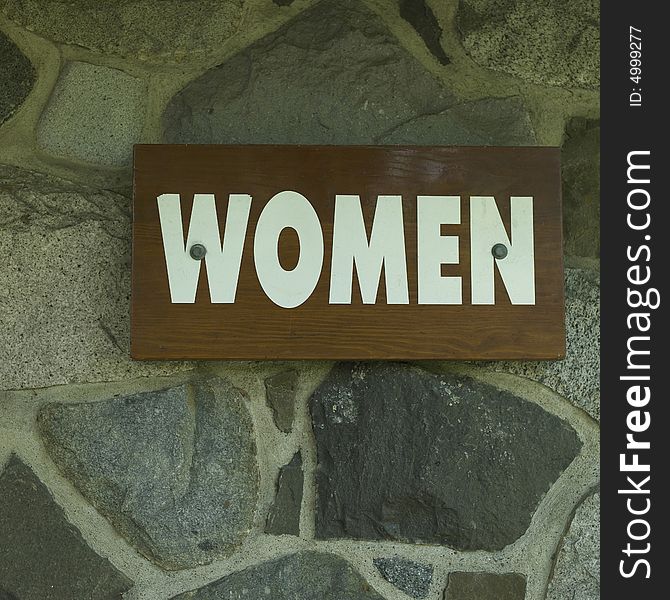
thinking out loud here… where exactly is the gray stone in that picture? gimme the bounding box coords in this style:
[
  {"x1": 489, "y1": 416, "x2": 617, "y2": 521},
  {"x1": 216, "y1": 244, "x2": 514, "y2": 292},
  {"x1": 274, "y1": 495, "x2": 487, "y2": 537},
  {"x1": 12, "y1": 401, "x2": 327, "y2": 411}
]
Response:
[
  {"x1": 399, "y1": 0, "x2": 449, "y2": 64},
  {"x1": 311, "y1": 363, "x2": 581, "y2": 550},
  {"x1": 171, "y1": 551, "x2": 385, "y2": 599},
  {"x1": 38, "y1": 377, "x2": 258, "y2": 570},
  {"x1": 163, "y1": 0, "x2": 456, "y2": 145},
  {"x1": 0, "y1": 455, "x2": 133, "y2": 599},
  {"x1": 37, "y1": 62, "x2": 146, "y2": 167},
  {"x1": 265, "y1": 370, "x2": 298, "y2": 433},
  {"x1": 485, "y1": 267, "x2": 600, "y2": 420},
  {"x1": 444, "y1": 572, "x2": 526, "y2": 600},
  {"x1": 0, "y1": 1, "x2": 245, "y2": 62},
  {"x1": 265, "y1": 452, "x2": 303, "y2": 536},
  {"x1": 163, "y1": 0, "x2": 538, "y2": 146},
  {"x1": 0, "y1": 31, "x2": 35, "y2": 125},
  {"x1": 546, "y1": 492, "x2": 599, "y2": 600},
  {"x1": 380, "y1": 96, "x2": 536, "y2": 145},
  {"x1": 457, "y1": 0, "x2": 599, "y2": 89},
  {"x1": 373, "y1": 556, "x2": 433, "y2": 599},
  {"x1": 0, "y1": 165, "x2": 190, "y2": 390},
  {"x1": 562, "y1": 118, "x2": 600, "y2": 258}
]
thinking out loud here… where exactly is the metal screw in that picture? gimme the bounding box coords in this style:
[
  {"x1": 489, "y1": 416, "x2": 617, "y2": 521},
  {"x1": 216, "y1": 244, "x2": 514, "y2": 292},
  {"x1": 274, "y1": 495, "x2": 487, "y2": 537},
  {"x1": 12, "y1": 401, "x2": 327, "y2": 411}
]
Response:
[
  {"x1": 491, "y1": 243, "x2": 508, "y2": 259},
  {"x1": 189, "y1": 244, "x2": 207, "y2": 260}
]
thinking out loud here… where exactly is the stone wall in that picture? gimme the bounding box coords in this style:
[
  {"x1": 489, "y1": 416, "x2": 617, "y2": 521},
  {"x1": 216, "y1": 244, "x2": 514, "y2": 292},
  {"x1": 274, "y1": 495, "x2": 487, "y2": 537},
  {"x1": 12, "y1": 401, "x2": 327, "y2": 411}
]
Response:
[{"x1": 0, "y1": 1, "x2": 599, "y2": 599}]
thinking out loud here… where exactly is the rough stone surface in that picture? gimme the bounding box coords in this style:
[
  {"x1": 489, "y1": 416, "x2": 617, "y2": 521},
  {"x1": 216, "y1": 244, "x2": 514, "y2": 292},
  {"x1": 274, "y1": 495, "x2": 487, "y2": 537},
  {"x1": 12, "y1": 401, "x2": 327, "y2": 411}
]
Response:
[
  {"x1": 164, "y1": 0, "x2": 457, "y2": 144},
  {"x1": 0, "y1": 0, "x2": 245, "y2": 62},
  {"x1": 0, "y1": 165, "x2": 190, "y2": 390},
  {"x1": 172, "y1": 551, "x2": 385, "y2": 599},
  {"x1": 546, "y1": 493, "x2": 600, "y2": 600},
  {"x1": 373, "y1": 556, "x2": 433, "y2": 599},
  {"x1": 265, "y1": 370, "x2": 299, "y2": 433},
  {"x1": 457, "y1": 0, "x2": 599, "y2": 89},
  {"x1": 0, "y1": 455, "x2": 133, "y2": 599},
  {"x1": 311, "y1": 363, "x2": 581, "y2": 550},
  {"x1": 38, "y1": 377, "x2": 258, "y2": 570},
  {"x1": 486, "y1": 267, "x2": 600, "y2": 420},
  {"x1": 164, "y1": 0, "x2": 537, "y2": 146},
  {"x1": 37, "y1": 62, "x2": 146, "y2": 167},
  {"x1": 399, "y1": 0, "x2": 449, "y2": 64},
  {"x1": 265, "y1": 452, "x2": 303, "y2": 536},
  {"x1": 379, "y1": 96, "x2": 536, "y2": 145},
  {"x1": 562, "y1": 118, "x2": 600, "y2": 258},
  {"x1": 0, "y1": 31, "x2": 35, "y2": 125},
  {"x1": 444, "y1": 572, "x2": 526, "y2": 600}
]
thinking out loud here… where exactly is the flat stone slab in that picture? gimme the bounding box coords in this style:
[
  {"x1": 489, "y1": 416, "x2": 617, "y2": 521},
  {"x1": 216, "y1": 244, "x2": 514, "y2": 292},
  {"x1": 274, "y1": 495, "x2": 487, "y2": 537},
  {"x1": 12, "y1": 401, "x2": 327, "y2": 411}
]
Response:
[
  {"x1": 38, "y1": 377, "x2": 258, "y2": 570},
  {"x1": 457, "y1": 0, "x2": 599, "y2": 89},
  {"x1": 0, "y1": 165, "x2": 190, "y2": 390},
  {"x1": 0, "y1": 31, "x2": 35, "y2": 125},
  {"x1": 311, "y1": 363, "x2": 581, "y2": 550},
  {"x1": 265, "y1": 370, "x2": 299, "y2": 433},
  {"x1": 486, "y1": 267, "x2": 600, "y2": 420},
  {"x1": 562, "y1": 118, "x2": 600, "y2": 258},
  {"x1": 163, "y1": 0, "x2": 537, "y2": 147},
  {"x1": 265, "y1": 452, "x2": 303, "y2": 536},
  {"x1": 0, "y1": 456, "x2": 133, "y2": 599},
  {"x1": 171, "y1": 551, "x2": 386, "y2": 599},
  {"x1": 444, "y1": 572, "x2": 526, "y2": 600},
  {"x1": 546, "y1": 492, "x2": 600, "y2": 600},
  {"x1": 373, "y1": 556, "x2": 433, "y2": 599},
  {"x1": 0, "y1": 0, "x2": 245, "y2": 62},
  {"x1": 379, "y1": 96, "x2": 536, "y2": 145},
  {"x1": 163, "y1": 0, "x2": 456, "y2": 145},
  {"x1": 37, "y1": 61, "x2": 146, "y2": 167}
]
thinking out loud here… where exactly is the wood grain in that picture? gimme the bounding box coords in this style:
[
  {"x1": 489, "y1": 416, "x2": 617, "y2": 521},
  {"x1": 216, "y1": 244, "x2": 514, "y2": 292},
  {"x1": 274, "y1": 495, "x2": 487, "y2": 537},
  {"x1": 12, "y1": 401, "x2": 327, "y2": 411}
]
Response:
[{"x1": 132, "y1": 145, "x2": 564, "y2": 360}]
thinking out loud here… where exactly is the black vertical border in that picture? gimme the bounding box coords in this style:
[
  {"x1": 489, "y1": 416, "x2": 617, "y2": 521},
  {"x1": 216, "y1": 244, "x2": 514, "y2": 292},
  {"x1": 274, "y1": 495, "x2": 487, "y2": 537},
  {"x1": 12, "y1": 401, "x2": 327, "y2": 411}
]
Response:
[{"x1": 601, "y1": 3, "x2": 666, "y2": 596}]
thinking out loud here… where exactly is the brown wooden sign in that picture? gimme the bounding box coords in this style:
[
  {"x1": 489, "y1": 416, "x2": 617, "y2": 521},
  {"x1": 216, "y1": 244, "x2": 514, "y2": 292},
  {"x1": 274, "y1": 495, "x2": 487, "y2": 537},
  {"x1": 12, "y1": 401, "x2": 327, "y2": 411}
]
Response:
[{"x1": 132, "y1": 145, "x2": 564, "y2": 360}]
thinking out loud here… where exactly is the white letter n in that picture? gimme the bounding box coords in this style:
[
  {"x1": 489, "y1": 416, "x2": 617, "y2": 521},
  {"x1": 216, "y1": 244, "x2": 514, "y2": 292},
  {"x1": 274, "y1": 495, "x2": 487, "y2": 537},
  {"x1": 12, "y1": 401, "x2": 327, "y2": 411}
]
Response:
[{"x1": 470, "y1": 196, "x2": 535, "y2": 305}]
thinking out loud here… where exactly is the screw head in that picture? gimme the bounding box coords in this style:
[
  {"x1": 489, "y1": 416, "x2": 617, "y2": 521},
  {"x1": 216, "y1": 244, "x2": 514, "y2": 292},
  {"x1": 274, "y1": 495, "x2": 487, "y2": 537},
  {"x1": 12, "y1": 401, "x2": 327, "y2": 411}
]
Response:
[
  {"x1": 189, "y1": 244, "x2": 207, "y2": 260},
  {"x1": 491, "y1": 243, "x2": 508, "y2": 259}
]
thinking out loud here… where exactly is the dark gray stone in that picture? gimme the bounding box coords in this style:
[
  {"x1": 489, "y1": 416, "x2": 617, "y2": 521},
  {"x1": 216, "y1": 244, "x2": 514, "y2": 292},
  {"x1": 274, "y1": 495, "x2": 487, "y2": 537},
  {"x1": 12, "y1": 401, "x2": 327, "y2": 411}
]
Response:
[
  {"x1": 163, "y1": 0, "x2": 538, "y2": 146},
  {"x1": 457, "y1": 0, "x2": 599, "y2": 89},
  {"x1": 0, "y1": 456, "x2": 133, "y2": 599},
  {"x1": 373, "y1": 556, "x2": 433, "y2": 599},
  {"x1": 273, "y1": 0, "x2": 295, "y2": 5},
  {"x1": 546, "y1": 493, "x2": 599, "y2": 600},
  {"x1": 0, "y1": 0, "x2": 245, "y2": 63},
  {"x1": 562, "y1": 118, "x2": 600, "y2": 258},
  {"x1": 0, "y1": 31, "x2": 35, "y2": 125},
  {"x1": 171, "y1": 551, "x2": 385, "y2": 599},
  {"x1": 266, "y1": 452, "x2": 303, "y2": 536},
  {"x1": 311, "y1": 363, "x2": 581, "y2": 550},
  {"x1": 38, "y1": 377, "x2": 259, "y2": 570},
  {"x1": 163, "y1": 0, "x2": 456, "y2": 144},
  {"x1": 379, "y1": 96, "x2": 536, "y2": 145},
  {"x1": 486, "y1": 267, "x2": 600, "y2": 420},
  {"x1": 444, "y1": 572, "x2": 526, "y2": 599},
  {"x1": 399, "y1": 0, "x2": 449, "y2": 64},
  {"x1": 265, "y1": 370, "x2": 299, "y2": 433}
]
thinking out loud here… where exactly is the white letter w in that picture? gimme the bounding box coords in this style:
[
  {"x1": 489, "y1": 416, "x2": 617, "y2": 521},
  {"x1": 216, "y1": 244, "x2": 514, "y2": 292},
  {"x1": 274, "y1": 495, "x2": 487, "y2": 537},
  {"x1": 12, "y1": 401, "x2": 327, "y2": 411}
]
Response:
[{"x1": 157, "y1": 193, "x2": 252, "y2": 303}]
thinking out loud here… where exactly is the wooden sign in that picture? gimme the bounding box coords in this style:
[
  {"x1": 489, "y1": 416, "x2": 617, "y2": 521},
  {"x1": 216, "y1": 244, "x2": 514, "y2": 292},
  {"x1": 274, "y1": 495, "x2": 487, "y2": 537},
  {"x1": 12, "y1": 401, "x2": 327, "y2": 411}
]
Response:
[{"x1": 132, "y1": 145, "x2": 564, "y2": 360}]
